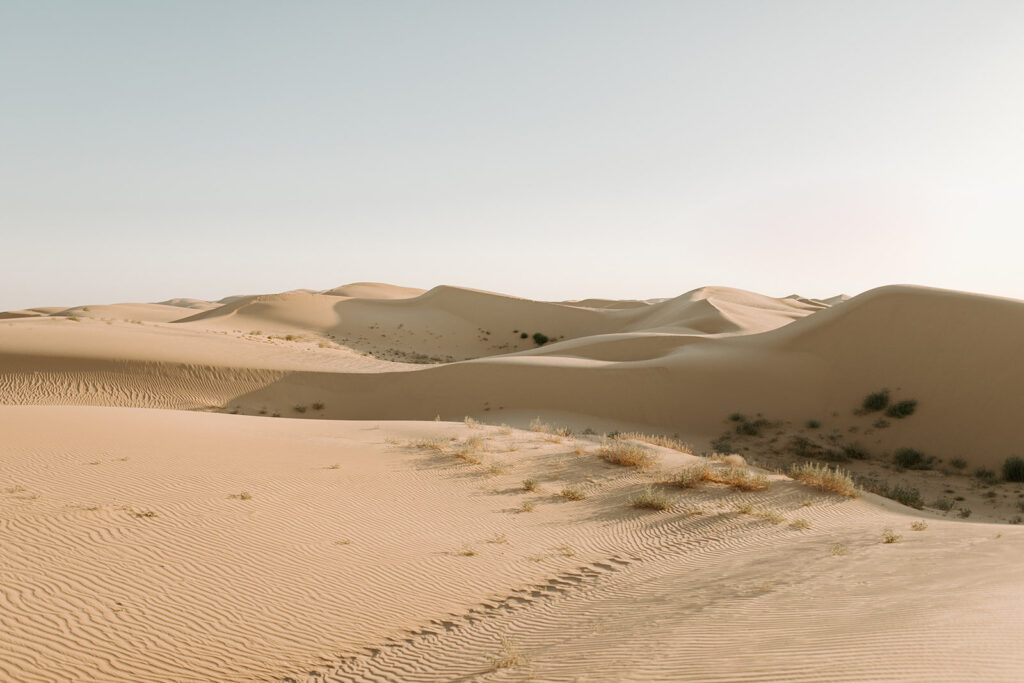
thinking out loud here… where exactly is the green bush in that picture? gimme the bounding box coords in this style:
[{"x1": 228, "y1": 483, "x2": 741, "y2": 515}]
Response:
[
  {"x1": 806, "y1": 419, "x2": 821, "y2": 429},
  {"x1": 842, "y1": 444, "x2": 870, "y2": 460},
  {"x1": 950, "y1": 457, "x2": 967, "y2": 470},
  {"x1": 1003, "y1": 456, "x2": 1024, "y2": 483},
  {"x1": 888, "y1": 483, "x2": 924, "y2": 509},
  {"x1": 532, "y1": 332, "x2": 549, "y2": 346},
  {"x1": 862, "y1": 390, "x2": 890, "y2": 412},
  {"x1": 886, "y1": 399, "x2": 917, "y2": 419},
  {"x1": 893, "y1": 448, "x2": 930, "y2": 470},
  {"x1": 520, "y1": 332, "x2": 528, "y2": 339}
]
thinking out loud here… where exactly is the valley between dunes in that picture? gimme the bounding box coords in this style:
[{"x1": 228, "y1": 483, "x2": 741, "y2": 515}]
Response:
[{"x1": 2, "y1": 282, "x2": 1023, "y2": 681}]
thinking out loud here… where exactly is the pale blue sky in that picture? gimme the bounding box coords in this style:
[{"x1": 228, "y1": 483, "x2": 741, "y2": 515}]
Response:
[{"x1": 3, "y1": 1, "x2": 1023, "y2": 310}]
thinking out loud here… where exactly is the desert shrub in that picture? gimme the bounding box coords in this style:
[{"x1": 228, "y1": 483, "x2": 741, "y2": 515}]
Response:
[
  {"x1": 529, "y1": 417, "x2": 551, "y2": 433},
  {"x1": 842, "y1": 444, "x2": 870, "y2": 460},
  {"x1": 735, "y1": 417, "x2": 769, "y2": 436},
  {"x1": 532, "y1": 332, "x2": 549, "y2": 346},
  {"x1": 630, "y1": 487, "x2": 672, "y2": 511},
  {"x1": 728, "y1": 413, "x2": 745, "y2": 422},
  {"x1": 911, "y1": 520, "x2": 928, "y2": 531},
  {"x1": 873, "y1": 418, "x2": 890, "y2": 429},
  {"x1": 958, "y1": 508, "x2": 972, "y2": 518},
  {"x1": 670, "y1": 462, "x2": 711, "y2": 488},
  {"x1": 975, "y1": 467, "x2": 998, "y2": 484},
  {"x1": 862, "y1": 390, "x2": 890, "y2": 412},
  {"x1": 560, "y1": 485, "x2": 586, "y2": 501},
  {"x1": 893, "y1": 448, "x2": 931, "y2": 470},
  {"x1": 293, "y1": 405, "x2": 307, "y2": 413},
  {"x1": 882, "y1": 527, "x2": 902, "y2": 543},
  {"x1": 887, "y1": 483, "x2": 924, "y2": 509},
  {"x1": 598, "y1": 438, "x2": 657, "y2": 469},
  {"x1": 886, "y1": 399, "x2": 917, "y2": 419},
  {"x1": 708, "y1": 466, "x2": 770, "y2": 491},
  {"x1": 950, "y1": 457, "x2": 967, "y2": 470},
  {"x1": 789, "y1": 462, "x2": 858, "y2": 497},
  {"x1": 790, "y1": 518, "x2": 811, "y2": 529},
  {"x1": 312, "y1": 402, "x2": 325, "y2": 411},
  {"x1": 934, "y1": 498, "x2": 954, "y2": 512},
  {"x1": 710, "y1": 435, "x2": 734, "y2": 452},
  {"x1": 806, "y1": 419, "x2": 821, "y2": 429},
  {"x1": 791, "y1": 436, "x2": 823, "y2": 458},
  {"x1": 617, "y1": 432, "x2": 693, "y2": 453},
  {"x1": 520, "y1": 332, "x2": 528, "y2": 339},
  {"x1": 1002, "y1": 456, "x2": 1024, "y2": 483},
  {"x1": 522, "y1": 478, "x2": 539, "y2": 492}
]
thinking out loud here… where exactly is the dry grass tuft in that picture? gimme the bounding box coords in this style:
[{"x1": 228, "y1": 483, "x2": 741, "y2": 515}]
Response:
[
  {"x1": 497, "y1": 424, "x2": 513, "y2": 435},
  {"x1": 598, "y1": 438, "x2": 657, "y2": 470},
  {"x1": 882, "y1": 527, "x2": 902, "y2": 543},
  {"x1": 790, "y1": 518, "x2": 811, "y2": 530},
  {"x1": 458, "y1": 544, "x2": 478, "y2": 556},
  {"x1": 522, "y1": 478, "x2": 540, "y2": 492},
  {"x1": 520, "y1": 500, "x2": 536, "y2": 512},
  {"x1": 464, "y1": 416, "x2": 483, "y2": 429},
  {"x1": 617, "y1": 432, "x2": 694, "y2": 453},
  {"x1": 789, "y1": 462, "x2": 859, "y2": 497},
  {"x1": 630, "y1": 486, "x2": 672, "y2": 511},
  {"x1": 911, "y1": 520, "x2": 928, "y2": 531},
  {"x1": 486, "y1": 462, "x2": 512, "y2": 476},
  {"x1": 830, "y1": 543, "x2": 849, "y2": 556},
  {"x1": 560, "y1": 485, "x2": 587, "y2": 501},
  {"x1": 734, "y1": 502, "x2": 754, "y2": 514},
  {"x1": 529, "y1": 417, "x2": 552, "y2": 433},
  {"x1": 453, "y1": 436, "x2": 486, "y2": 464},
  {"x1": 756, "y1": 509, "x2": 785, "y2": 524}
]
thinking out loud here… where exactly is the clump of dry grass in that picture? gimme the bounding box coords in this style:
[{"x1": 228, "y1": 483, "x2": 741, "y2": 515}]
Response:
[
  {"x1": 520, "y1": 501, "x2": 536, "y2": 512},
  {"x1": 541, "y1": 433, "x2": 564, "y2": 443},
  {"x1": 788, "y1": 462, "x2": 859, "y2": 497},
  {"x1": 458, "y1": 544, "x2": 478, "y2": 556},
  {"x1": 453, "y1": 436, "x2": 486, "y2": 464},
  {"x1": 617, "y1": 432, "x2": 693, "y2": 453},
  {"x1": 911, "y1": 520, "x2": 928, "y2": 531},
  {"x1": 529, "y1": 417, "x2": 552, "y2": 433},
  {"x1": 882, "y1": 527, "x2": 902, "y2": 543},
  {"x1": 630, "y1": 486, "x2": 672, "y2": 511},
  {"x1": 671, "y1": 462, "x2": 711, "y2": 488},
  {"x1": 522, "y1": 478, "x2": 540, "y2": 492},
  {"x1": 486, "y1": 462, "x2": 512, "y2": 475},
  {"x1": 464, "y1": 416, "x2": 483, "y2": 429},
  {"x1": 560, "y1": 485, "x2": 586, "y2": 501},
  {"x1": 756, "y1": 509, "x2": 785, "y2": 524},
  {"x1": 556, "y1": 544, "x2": 575, "y2": 557},
  {"x1": 229, "y1": 491, "x2": 253, "y2": 500},
  {"x1": 830, "y1": 543, "x2": 849, "y2": 556},
  {"x1": 497, "y1": 424, "x2": 513, "y2": 435},
  {"x1": 598, "y1": 438, "x2": 657, "y2": 470},
  {"x1": 128, "y1": 509, "x2": 158, "y2": 519},
  {"x1": 408, "y1": 437, "x2": 452, "y2": 453},
  {"x1": 790, "y1": 518, "x2": 811, "y2": 530},
  {"x1": 734, "y1": 502, "x2": 754, "y2": 514},
  {"x1": 668, "y1": 461, "x2": 769, "y2": 490}
]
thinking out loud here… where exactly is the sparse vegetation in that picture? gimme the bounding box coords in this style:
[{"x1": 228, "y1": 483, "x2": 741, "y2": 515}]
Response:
[
  {"x1": 293, "y1": 405, "x2": 307, "y2": 414},
  {"x1": 598, "y1": 438, "x2": 657, "y2": 470},
  {"x1": 616, "y1": 432, "x2": 693, "y2": 453},
  {"x1": 885, "y1": 399, "x2": 917, "y2": 419},
  {"x1": 790, "y1": 518, "x2": 811, "y2": 530},
  {"x1": 830, "y1": 543, "x2": 848, "y2": 556},
  {"x1": 522, "y1": 478, "x2": 540, "y2": 492},
  {"x1": 873, "y1": 418, "x2": 890, "y2": 429},
  {"x1": 311, "y1": 402, "x2": 325, "y2": 411},
  {"x1": 806, "y1": 419, "x2": 821, "y2": 429},
  {"x1": 464, "y1": 416, "x2": 482, "y2": 429},
  {"x1": 862, "y1": 390, "x2": 890, "y2": 412},
  {"x1": 958, "y1": 508, "x2": 972, "y2": 518},
  {"x1": 1002, "y1": 456, "x2": 1024, "y2": 483},
  {"x1": 789, "y1": 462, "x2": 858, "y2": 497},
  {"x1": 230, "y1": 491, "x2": 253, "y2": 500},
  {"x1": 756, "y1": 509, "x2": 785, "y2": 524},
  {"x1": 529, "y1": 417, "x2": 552, "y2": 433},
  {"x1": 950, "y1": 457, "x2": 967, "y2": 470},
  {"x1": 491, "y1": 634, "x2": 524, "y2": 670},
  {"x1": 934, "y1": 498, "x2": 954, "y2": 512},
  {"x1": 975, "y1": 467, "x2": 998, "y2": 484},
  {"x1": 842, "y1": 443, "x2": 870, "y2": 460},
  {"x1": 887, "y1": 483, "x2": 924, "y2": 509},
  {"x1": 669, "y1": 462, "x2": 769, "y2": 491},
  {"x1": 671, "y1": 462, "x2": 711, "y2": 488},
  {"x1": 882, "y1": 527, "x2": 902, "y2": 543},
  {"x1": 893, "y1": 448, "x2": 931, "y2": 470},
  {"x1": 560, "y1": 485, "x2": 586, "y2": 501},
  {"x1": 532, "y1": 332, "x2": 549, "y2": 346},
  {"x1": 911, "y1": 520, "x2": 928, "y2": 531},
  {"x1": 630, "y1": 486, "x2": 672, "y2": 511},
  {"x1": 734, "y1": 502, "x2": 754, "y2": 514}
]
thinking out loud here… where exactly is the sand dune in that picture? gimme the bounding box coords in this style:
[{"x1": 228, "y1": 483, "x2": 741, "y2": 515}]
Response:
[{"x1": 2, "y1": 281, "x2": 1024, "y2": 680}]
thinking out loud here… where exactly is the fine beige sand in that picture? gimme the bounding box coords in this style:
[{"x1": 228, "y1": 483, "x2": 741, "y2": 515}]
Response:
[{"x1": 2, "y1": 282, "x2": 1024, "y2": 681}]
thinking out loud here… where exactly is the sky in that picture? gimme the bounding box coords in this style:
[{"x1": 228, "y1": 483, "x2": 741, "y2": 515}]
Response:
[{"x1": 2, "y1": 1, "x2": 1023, "y2": 310}]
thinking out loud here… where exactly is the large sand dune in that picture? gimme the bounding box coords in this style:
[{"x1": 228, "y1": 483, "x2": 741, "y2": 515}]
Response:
[{"x1": 2, "y1": 282, "x2": 1024, "y2": 681}]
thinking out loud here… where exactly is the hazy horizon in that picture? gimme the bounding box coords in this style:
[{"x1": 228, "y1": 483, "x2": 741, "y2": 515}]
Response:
[{"x1": 4, "y1": 1, "x2": 1023, "y2": 311}]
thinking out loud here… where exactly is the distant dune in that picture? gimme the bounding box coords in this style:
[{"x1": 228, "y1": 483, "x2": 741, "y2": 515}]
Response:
[{"x1": 2, "y1": 281, "x2": 1023, "y2": 681}]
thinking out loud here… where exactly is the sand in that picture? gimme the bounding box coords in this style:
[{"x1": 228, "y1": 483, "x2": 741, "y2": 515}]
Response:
[{"x1": 2, "y1": 282, "x2": 1023, "y2": 681}]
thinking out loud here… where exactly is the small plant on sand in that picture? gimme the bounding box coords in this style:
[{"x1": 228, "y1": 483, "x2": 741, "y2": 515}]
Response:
[
  {"x1": 950, "y1": 457, "x2": 967, "y2": 470},
  {"x1": 1002, "y1": 456, "x2": 1024, "y2": 483},
  {"x1": 882, "y1": 527, "x2": 902, "y2": 544},
  {"x1": 911, "y1": 520, "x2": 928, "y2": 531},
  {"x1": 458, "y1": 545, "x2": 477, "y2": 556},
  {"x1": 887, "y1": 483, "x2": 924, "y2": 509},
  {"x1": 830, "y1": 543, "x2": 848, "y2": 556},
  {"x1": 974, "y1": 467, "x2": 998, "y2": 484},
  {"x1": 958, "y1": 507, "x2": 972, "y2": 518},
  {"x1": 311, "y1": 402, "x2": 325, "y2": 411},
  {"x1": 532, "y1": 332, "x2": 549, "y2": 346},
  {"x1": 529, "y1": 417, "x2": 552, "y2": 433},
  {"x1": 862, "y1": 390, "x2": 890, "y2": 412},
  {"x1": 886, "y1": 399, "x2": 917, "y2": 419},
  {"x1": 293, "y1": 405, "x2": 307, "y2": 414},
  {"x1": 617, "y1": 432, "x2": 693, "y2": 453},
  {"x1": 756, "y1": 509, "x2": 785, "y2": 524},
  {"x1": 934, "y1": 497, "x2": 954, "y2": 512},
  {"x1": 560, "y1": 485, "x2": 586, "y2": 501},
  {"x1": 630, "y1": 486, "x2": 672, "y2": 511},
  {"x1": 671, "y1": 462, "x2": 711, "y2": 488},
  {"x1": 491, "y1": 633, "x2": 525, "y2": 670},
  {"x1": 230, "y1": 491, "x2": 253, "y2": 500},
  {"x1": 520, "y1": 501, "x2": 536, "y2": 512},
  {"x1": 598, "y1": 438, "x2": 657, "y2": 470},
  {"x1": 734, "y1": 502, "x2": 754, "y2": 515},
  {"x1": 128, "y1": 509, "x2": 158, "y2": 518},
  {"x1": 453, "y1": 437, "x2": 485, "y2": 464},
  {"x1": 464, "y1": 416, "x2": 482, "y2": 429},
  {"x1": 522, "y1": 478, "x2": 540, "y2": 492},
  {"x1": 789, "y1": 462, "x2": 858, "y2": 497},
  {"x1": 790, "y1": 518, "x2": 811, "y2": 530},
  {"x1": 893, "y1": 448, "x2": 931, "y2": 470},
  {"x1": 556, "y1": 544, "x2": 576, "y2": 557},
  {"x1": 520, "y1": 332, "x2": 528, "y2": 339},
  {"x1": 806, "y1": 419, "x2": 821, "y2": 429}
]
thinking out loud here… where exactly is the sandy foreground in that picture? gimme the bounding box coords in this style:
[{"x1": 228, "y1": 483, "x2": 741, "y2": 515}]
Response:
[{"x1": 2, "y1": 283, "x2": 1024, "y2": 681}]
